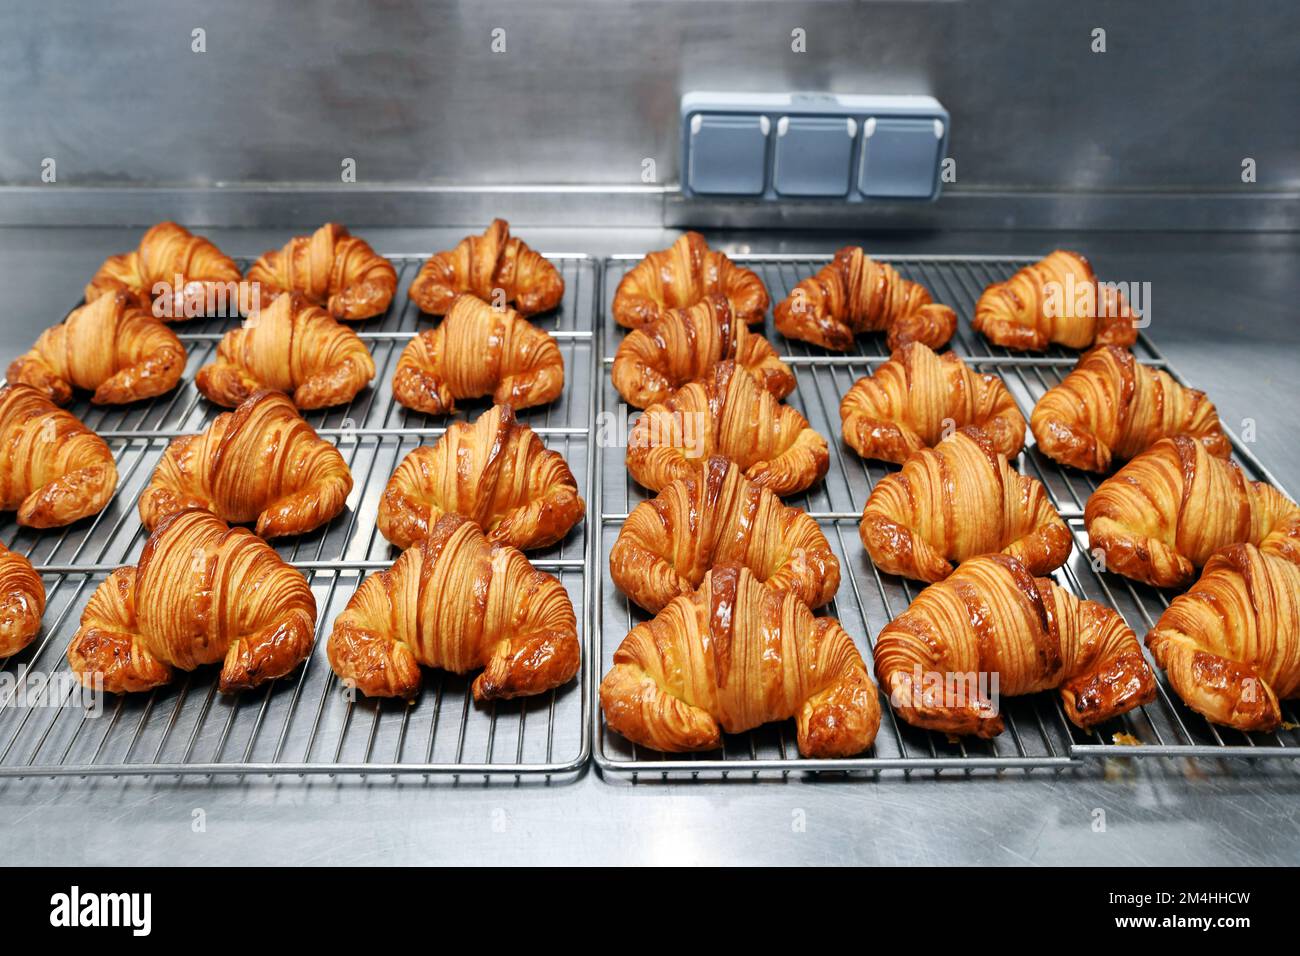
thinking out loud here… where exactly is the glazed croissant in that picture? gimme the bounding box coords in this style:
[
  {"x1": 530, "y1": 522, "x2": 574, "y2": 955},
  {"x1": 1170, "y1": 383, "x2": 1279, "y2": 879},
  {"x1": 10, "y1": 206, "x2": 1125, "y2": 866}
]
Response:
[
  {"x1": 392, "y1": 294, "x2": 564, "y2": 415},
  {"x1": 378, "y1": 403, "x2": 584, "y2": 551},
  {"x1": 0, "y1": 543, "x2": 46, "y2": 658},
  {"x1": 627, "y1": 361, "x2": 829, "y2": 496},
  {"x1": 840, "y1": 343, "x2": 1026, "y2": 464},
  {"x1": 245, "y1": 223, "x2": 397, "y2": 321},
  {"x1": 195, "y1": 292, "x2": 376, "y2": 409},
  {"x1": 612, "y1": 232, "x2": 769, "y2": 329},
  {"x1": 861, "y1": 426, "x2": 1072, "y2": 583},
  {"x1": 67, "y1": 509, "x2": 317, "y2": 694},
  {"x1": 973, "y1": 250, "x2": 1138, "y2": 352},
  {"x1": 612, "y1": 294, "x2": 795, "y2": 409},
  {"x1": 85, "y1": 222, "x2": 243, "y2": 318},
  {"x1": 610, "y1": 456, "x2": 839, "y2": 613},
  {"x1": 775, "y1": 247, "x2": 957, "y2": 352},
  {"x1": 1147, "y1": 545, "x2": 1300, "y2": 732},
  {"x1": 327, "y1": 514, "x2": 580, "y2": 700},
  {"x1": 1086, "y1": 435, "x2": 1300, "y2": 588},
  {"x1": 139, "y1": 391, "x2": 353, "y2": 538},
  {"x1": 1030, "y1": 345, "x2": 1230, "y2": 472},
  {"x1": 408, "y1": 219, "x2": 564, "y2": 316},
  {"x1": 0, "y1": 385, "x2": 118, "y2": 528},
  {"x1": 601, "y1": 564, "x2": 880, "y2": 757},
  {"x1": 875, "y1": 554, "x2": 1156, "y2": 737}
]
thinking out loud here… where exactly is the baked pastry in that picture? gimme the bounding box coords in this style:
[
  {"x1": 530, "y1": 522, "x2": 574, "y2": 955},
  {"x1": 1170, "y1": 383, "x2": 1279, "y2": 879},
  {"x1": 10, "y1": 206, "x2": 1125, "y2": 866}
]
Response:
[
  {"x1": 861, "y1": 426, "x2": 1072, "y2": 582},
  {"x1": 327, "y1": 514, "x2": 580, "y2": 699},
  {"x1": 392, "y1": 294, "x2": 563, "y2": 415},
  {"x1": 0, "y1": 543, "x2": 46, "y2": 658},
  {"x1": 0, "y1": 385, "x2": 118, "y2": 528},
  {"x1": 612, "y1": 232, "x2": 769, "y2": 329},
  {"x1": 610, "y1": 456, "x2": 839, "y2": 613},
  {"x1": 601, "y1": 564, "x2": 880, "y2": 757},
  {"x1": 775, "y1": 247, "x2": 957, "y2": 352},
  {"x1": 875, "y1": 554, "x2": 1156, "y2": 737},
  {"x1": 245, "y1": 223, "x2": 396, "y2": 320},
  {"x1": 626, "y1": 361, "x2": 828, "y2": 496},
  {"x1": 84, "y1": 222, "x2": 243, "y2": 318},
  {"x1": 839, "y1": 343, "x2": 1026, "y2": 464},
  {"x1": 973, "y1": 250, "x2": 1138, "y2": 352},
  {"x1": 612, "y1": 294, "x2": 795, "y2": 409},
  {"x1": 1030, "y1": 345, "x2": 1230, "y2": 472},
  {"x1": 195, "y1": 292, "x2": 376, "y2": 409},
  {"x1": 67, "y1": 509, "x2": 317, "y2": 694},
  {"x1": 378, "y1": 403, "x2": 584, "y2": 550},
  {"x1": 407, "y1": 219, "x2": 563, "y2": 316}
]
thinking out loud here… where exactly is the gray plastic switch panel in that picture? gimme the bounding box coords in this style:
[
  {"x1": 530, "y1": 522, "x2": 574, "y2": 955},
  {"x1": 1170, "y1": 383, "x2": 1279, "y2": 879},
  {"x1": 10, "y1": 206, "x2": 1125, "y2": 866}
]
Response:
[
  {"x1": 686, "y1": 113, "x2": 769, "y2": 196},
  {"x1": 772, "y1": 116, "x2": 855, "y2": 197},
  {"x1": 859, "y1": 116, "x2": 945, "y2": 199}
]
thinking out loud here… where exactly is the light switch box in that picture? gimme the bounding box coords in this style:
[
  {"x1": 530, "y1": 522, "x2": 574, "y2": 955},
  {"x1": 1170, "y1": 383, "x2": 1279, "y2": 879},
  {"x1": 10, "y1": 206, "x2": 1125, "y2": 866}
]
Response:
[
  {"x1": 773, "y1": 116, "x2": 855, "y2": 197},
  {"x1": 859, "y1": 117, "x2": 946, "y2": 199},
  {"x1": 687, "y1": 114, "x2": 769, "y2": 195}
]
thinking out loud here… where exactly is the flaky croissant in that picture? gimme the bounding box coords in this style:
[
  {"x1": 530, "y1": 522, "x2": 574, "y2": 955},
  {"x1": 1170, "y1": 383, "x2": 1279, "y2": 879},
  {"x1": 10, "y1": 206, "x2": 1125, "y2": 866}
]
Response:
[
  {"x1": 840, "y1": 343, "x2": 1026, "y2": 464},
  {"x1": 875, "y1": 554, "x2": 1156, "y2": 737},
  {"x1": 245, "y1": 223, "x2": 397, "y2": 321},
  {"x1": 85, "y1": 222, "x2": 243, "y2": 318},
  {"x1": 610, "y1": 456, "x2": 839, "y2": 613},
  {"x1": 601, "y1": 564, "x2": 880, "y2": 757},
  {"x1": 67, "y1": 509, "x2": 317, "y2": 694},
  {"x1": 974, "y1": 250, "x2": 1139, "y2": 352},
  {"x1": 408, "y1": 219, "x2": 564, "y2": 316},
  {"x1": 612, "y1": 232, "x2": 769, "y2": 329},
  {"x1": 378, "y1": 403, "x2": 584, "y2": 550},
  {"x1": 328, "y1": 514, "x2": 580, "y2": 700},
  {"x1": 775, "y1": 247, "x2": 957, "y2": 352},
  {"x1": 861, "y1": 426, "x2": 1072, "y2": 583},
  {"x1": 195, "y1": 292, "x2": 376, "y2": 409},
  {"x1": 0, "y1": 543, "x2": 46, "y2": 658},
  {"x1": 1030, "y1": 345, "x2": 1230, "y2": 472},
  {"x1": 627, "y1": 361, "x2": 829, "y2": 496},
  {"x1": 0, "y1": 385, "x2": 117, "y2": 528}
]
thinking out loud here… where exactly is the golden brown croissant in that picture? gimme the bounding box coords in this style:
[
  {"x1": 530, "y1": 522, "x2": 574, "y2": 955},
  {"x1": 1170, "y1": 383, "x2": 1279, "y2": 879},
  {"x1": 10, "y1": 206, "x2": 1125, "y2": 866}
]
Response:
[
  {"x1": 601, "y1": 564, "x2": 880, "y2": 757},
  {"x1": 139, "y1": 391, "x2": 353, "y2": 538},
  {"x1": 840, "y1": 343, "x2": 1026, "y2": 464},
  {"x1": 195, "y1": 292, "x2": 376, "y2": 409},
  {"x1": 245, "y1": 223, "x2": 397, "y2": 321},
  {"x1": 973, "y1": 250, "x2": 1139, "y2": 352},
  {"x1": 0, "y1": 543, "x2": 46, "y2": 658},
  {"x1": 327, "y1": 514, "x2": 580, "y2": 700},
  {"x1": 1086, "y1": 435, "x2": 1299, "y2": 588},
  {"x1": 7, "y1": 292, "x2": 186, "y2": 406},
  {"x1": 861, "y1": 426, "x2": 1072, "y2": 583},
  {"x1": 612, "y1": 232, "x2": 769, "y2": 329},
  {"x1": 378, "y1": 403, "x2": 584, "y2": 550},
  {"x1": 627, "y1": 361, "x2": 829, "y2": 496},
  {"x1": 774, "y1": 247, "x2": 957, "y2": 352},
  {"x1": 875, "y1": 554, "x2": 1156, "y2": 737},
  {"x1": 67, "y1": 509, "x2": 317, "y2": 694},
  {"x1": 610, "y1": 456, "x2": 839, "y2": 613},
  {"x1": 1030, "y1": 345, "x2": 1230, "y2": 472},
  {"x1": 408, "y1": 219, "x2": 564, "y2": 316},
  {"x1": 612, "y1": 293, "x2": 795, "y2": 409},
  {"x1": 0, "y1": 385, "x2": 118, "y2": 528},
  {"x1": 84, "y1": 222, "x2": 243, "y2": 318},
  {"x1": 392, "y1": 294, "x2": 564, "y2": 415}
]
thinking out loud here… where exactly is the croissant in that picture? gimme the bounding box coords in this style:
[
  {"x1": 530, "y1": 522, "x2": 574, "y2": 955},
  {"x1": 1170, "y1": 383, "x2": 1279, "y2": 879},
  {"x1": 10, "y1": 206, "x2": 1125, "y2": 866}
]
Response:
[
  {"x1": 0, "y1": 385, "x2": 118, "y2": 528},
  {"x1": 392, "y1": 294, "x2": 564, "y2": 415},
  {"x1": 66, "y1": 509, "x2": 317, "y2": 694},
  {"x1": 774, "y1": 247, "x2": 957, "y2": 352},
  {"x1": 139, "y1": 391, "x2": 353, "y2": 538},
  {"x1": 601, "y1": 564, "x2": 879, "y2": 757},
  {"x1": 0, "y1": 543, "x2": 46, "y2": 658},
  {"x1": 612, "y1": 232, "x2": 769, "y2": 329},
  {"x1": 840, "y1": 343, "x2": 1026, "y2": 464},
  {"x1": 627, "y1": 361, "x2": 828, "y2": 496},
  {"x1": 378, "y1": 403, "x2": 584, "y2": 550},
  {"x1": 84, "y1": 222, "x2": 243, "y2": 318},
  {"x1": 408, "y1": 219, "x2": 563, "y2": 316},
  {"x1": 861, "y1": 426, "x2": 1072, "y2": 583},
  {"x1": 875, "y1": 553, "x2": 1156, "y2": 737},
  {"x1": 245, "y1": 223, "x2": 397, "y2": 320},
  {"x1": 973, "y1": 250, "x2": 1139, "y2": 352},
  {"x1": 610, "y1": 456, "x2": 839, "y2": 613},
  {"x1": 1146, "y1": 544, "x2": 1300, "y2": 732},
  {"x1": 195, "y1": 292, "x2": 376, "y2": 409},
  {"x1": 327, "y1": 514, "x2": 580, "y2": 700},
  {"x1": 1030, "y1": 345, "x2": 1230, "y2": 472}
]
